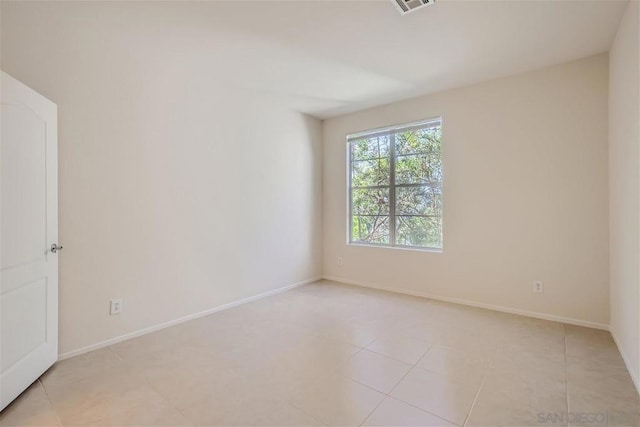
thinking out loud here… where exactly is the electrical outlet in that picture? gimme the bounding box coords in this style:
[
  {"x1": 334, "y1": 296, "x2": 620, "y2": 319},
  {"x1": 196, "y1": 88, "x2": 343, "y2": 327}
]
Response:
[
  {"x1": 110, "y1": 298, "x2": 123, "y2": 315},
  {"x1": 337, "y1": 256, "x2": 343, "y2": 266},
  {"x1": 533, "y1": 281, "x2": 544, "y2": 294}
]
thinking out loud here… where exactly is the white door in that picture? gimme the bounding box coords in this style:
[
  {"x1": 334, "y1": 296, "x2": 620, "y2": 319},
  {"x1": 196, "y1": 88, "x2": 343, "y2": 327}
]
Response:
[{"x1": 0, "y1": 72, "x2": 58, "y2": 411}]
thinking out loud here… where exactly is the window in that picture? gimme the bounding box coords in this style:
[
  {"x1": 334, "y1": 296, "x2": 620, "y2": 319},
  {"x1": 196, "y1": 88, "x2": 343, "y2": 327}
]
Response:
[{"x1": 348, "y1": 118, "x2": 443, "y2": 250}]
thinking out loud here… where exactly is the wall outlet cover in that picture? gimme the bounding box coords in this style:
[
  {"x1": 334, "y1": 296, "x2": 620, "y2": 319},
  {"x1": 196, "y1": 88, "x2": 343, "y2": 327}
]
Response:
[
  {"x1": 533, "y1": 281, "x2": 544, "y2": 294},
  {"x1": 110, "y1": 298, "x2": 123, "y2": 315}
]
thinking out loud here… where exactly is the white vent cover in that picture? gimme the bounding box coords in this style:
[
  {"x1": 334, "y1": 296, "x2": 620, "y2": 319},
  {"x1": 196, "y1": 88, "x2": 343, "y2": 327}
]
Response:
[{"x1": 392, "y1": 0, "x2": 435, "y2": 15}]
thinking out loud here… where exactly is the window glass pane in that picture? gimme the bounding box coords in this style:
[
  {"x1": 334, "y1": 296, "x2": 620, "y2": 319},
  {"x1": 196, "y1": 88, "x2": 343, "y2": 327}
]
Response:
[
  {"x1": 351, "y1": 187, "x2": 390, "y2": 244},
  {"x1": 352, "y1": 188, "x2": 389, "y2": 216},
  {"x1": 351, "y1": 135, "x2": 390, "y2": 161},
  {"x1": 395, "y1": 126, "x2": 441, "y2": 156},
  {"x1": 351, "y1": 158, "x2": 390, "y2": 187},
  {"x1": 396, "y1": 186, "x2": 442, "y2": 217},
  {"x1": 396, "y1": 215, "x2": 442, "y2": 248},
  {"x1": 395, "y1": 153, "x2": 442, "y2": 184},
  {"x1": 352, "y1": 215, "x2": 390, "y2": 244}
]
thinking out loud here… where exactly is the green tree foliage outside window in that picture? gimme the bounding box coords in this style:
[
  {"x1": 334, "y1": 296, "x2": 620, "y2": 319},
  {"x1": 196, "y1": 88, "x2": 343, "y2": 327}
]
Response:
[{"x1": 349, "y1": 120, "x2": 442, "y2": 249}]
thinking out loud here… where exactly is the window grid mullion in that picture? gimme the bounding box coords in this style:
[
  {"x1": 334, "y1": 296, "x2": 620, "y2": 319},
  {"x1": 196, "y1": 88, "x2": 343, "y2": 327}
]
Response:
[
  {"x1": 389, "y1": 133, "x2": 396, "y2": 247},
  {"x1": 348, "y1": 142, "x2": 354, "y2": 244}
]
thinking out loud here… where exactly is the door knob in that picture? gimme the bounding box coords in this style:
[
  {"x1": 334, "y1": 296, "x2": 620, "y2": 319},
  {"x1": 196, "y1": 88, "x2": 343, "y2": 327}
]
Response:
[{"x1": 51, "y1": 243, "x2": 63, "y2": 253}]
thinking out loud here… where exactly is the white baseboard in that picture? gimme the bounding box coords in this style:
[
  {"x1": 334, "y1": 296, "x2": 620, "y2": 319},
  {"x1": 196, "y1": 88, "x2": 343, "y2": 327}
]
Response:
[
  {"x1": 322, "y1": 275, "x2": 610, "y2": 331},
  {"x1": 58, "y1": 276, "x2": 322, "y2": 360},
  {"x1": 610, "y1": 327, "x2": 640, "y2": 395}
]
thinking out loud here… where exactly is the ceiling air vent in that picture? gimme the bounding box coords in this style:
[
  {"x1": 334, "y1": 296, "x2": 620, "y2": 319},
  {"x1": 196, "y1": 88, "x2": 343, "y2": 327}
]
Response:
[{"x1": 392, "y1": 0, "x2": 435, "y2": 15}]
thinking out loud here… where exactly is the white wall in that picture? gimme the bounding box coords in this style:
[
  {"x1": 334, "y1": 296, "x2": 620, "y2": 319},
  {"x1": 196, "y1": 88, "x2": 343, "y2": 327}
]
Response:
[
  {"x1": 609, "y1": 0, "x2": 640, "y2": 388},
  {"x1": 324, "y1": 54, "x2": 610, "y2": 327},
  {"x1": 1, "y1": 2, "x2": 323, "y2": 355}
]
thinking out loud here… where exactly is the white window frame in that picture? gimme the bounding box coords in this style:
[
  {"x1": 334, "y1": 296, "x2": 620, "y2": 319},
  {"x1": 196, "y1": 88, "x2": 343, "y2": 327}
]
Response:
[{"x1": 346, "y1": 117, "x2": 443, "y2": 252}]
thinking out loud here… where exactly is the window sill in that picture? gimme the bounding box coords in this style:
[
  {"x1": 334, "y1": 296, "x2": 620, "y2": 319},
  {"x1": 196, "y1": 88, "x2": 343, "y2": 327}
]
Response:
[{"x1": 347, "y1": 242, "x2": 443, "y2": 253}]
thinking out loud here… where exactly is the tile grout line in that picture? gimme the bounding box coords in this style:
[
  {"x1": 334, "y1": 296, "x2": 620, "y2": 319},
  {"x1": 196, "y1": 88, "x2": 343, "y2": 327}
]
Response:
[
  {"x1": 382, "y1": 348, "x2": 456, "y2": 423},
  {"x1": 287, "y1": 342, "x2": 367, "y2": 427},
  {"x1": 385, "y1": 338, "x2": 499, "y2": 427},
  {"x1": 37, "y1": 378, "x2": 64, "y2": 427},
  {"x1": 108, "y1": 343, "x2": 196, "y2": 427},
  {"x1": 357, "y1": 391, "x2": 386, "y2": 427},
  {"x1": 107, "y1": 344, "x2": 126, "y2": 362},
  {"x1": 461, "y1": 372, "x2": 488, "y2": 427},
  {"x1": 385, "y1": 395, "x2": 455, "y2": 426},
  {"x1": 462, "y1": 342, "x2": 497, "y2": 427},
  {"x1": 387, "y1": 345, "x2": 431, "y2": 396},
  {"x1": 284, "y1": 400, "x2": 327, "y2": 427},
  {"x1": 363, "y1": 346, "x2": 429, "y2": 366},
  {"x1": 358, "y1": 344, "x2": 435, "y2": 427},
  {"x1": 386, "y1": 362, "x2": 476, "y2": 427},
  {"x1": 359, "y1": 363, "x2": 416, "y2": 427},
  {"x1": 563, "y1": 324, "x2": 571, "y2": 427}
]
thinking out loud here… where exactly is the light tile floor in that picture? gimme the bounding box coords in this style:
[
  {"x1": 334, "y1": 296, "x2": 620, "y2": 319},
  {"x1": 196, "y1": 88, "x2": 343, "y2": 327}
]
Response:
[{"x1": 1, "y1": 280, "x2": 639, "y2": 426}]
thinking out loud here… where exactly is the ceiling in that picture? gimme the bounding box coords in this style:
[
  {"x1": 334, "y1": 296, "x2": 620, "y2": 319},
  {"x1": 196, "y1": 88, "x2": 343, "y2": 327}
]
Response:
[{"x1": 3, "y1": 0, "x2": 629, "y2": 119}]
